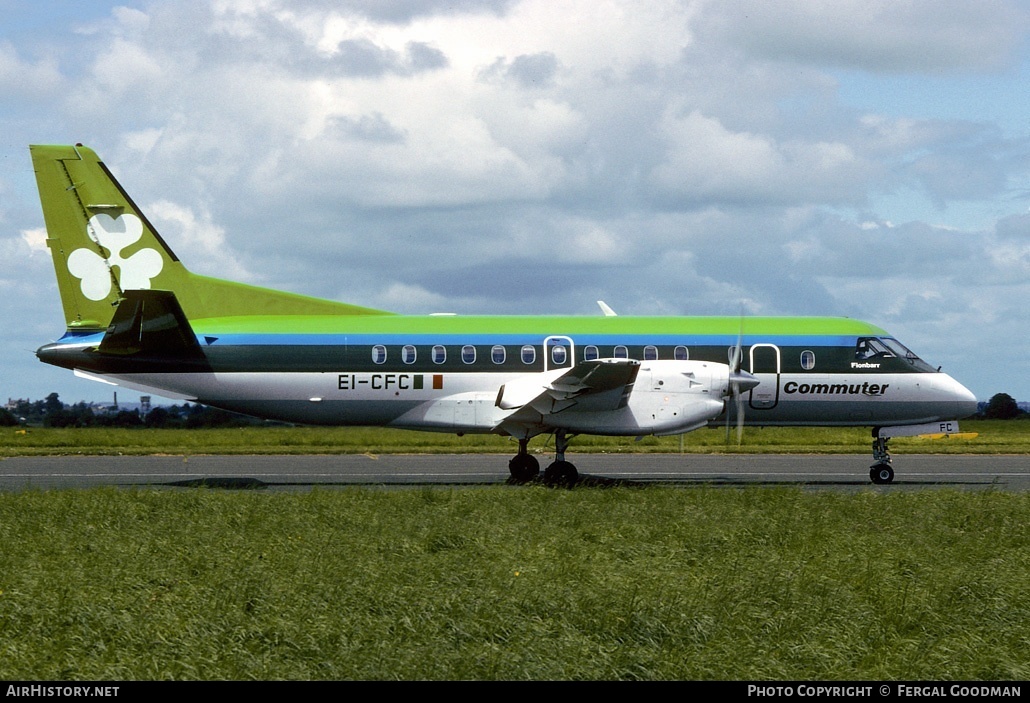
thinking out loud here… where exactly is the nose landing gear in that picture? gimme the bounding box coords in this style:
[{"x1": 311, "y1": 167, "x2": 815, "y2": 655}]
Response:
[
  {"x1": 870, "y1": 462, "x2": 894, "y2": 484},
  {"x1": 870, "y1": 429, "x2": 894, "y2": 484}
]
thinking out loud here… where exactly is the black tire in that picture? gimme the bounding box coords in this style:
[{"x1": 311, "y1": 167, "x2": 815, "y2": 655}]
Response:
[
  {"x1": 869, "y1": 463, "x2": 894, "y2": 485},
  {"x1": 508, "y1": 454, "x2": 540, "y2": 482},
  {"x1": 543, "y1": 460, "x2": 578, "y2": 487}
]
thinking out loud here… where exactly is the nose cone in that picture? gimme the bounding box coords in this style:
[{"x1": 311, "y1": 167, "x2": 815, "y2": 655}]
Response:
[
  {"x1": 937, "y1": 373, "x2": 978, "y2": 419},
  {"x1": 728, "y1": 369, "x2": 760, "y2": 395}
]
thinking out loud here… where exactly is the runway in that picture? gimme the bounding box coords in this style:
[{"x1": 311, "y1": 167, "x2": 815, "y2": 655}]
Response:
[{"x1": 0, "y1": 453, "x2": 1026, "y2": 491}]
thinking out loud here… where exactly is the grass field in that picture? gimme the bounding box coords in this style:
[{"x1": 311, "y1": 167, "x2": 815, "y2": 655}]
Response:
[
  {"x1": 2, "y1": 420, "x2": 1027, "y2": 456},
  {"x1": 0, "y1": 487, "x2": 1026, "y2": 680},
  {"x1": 1, "y1": 422, "x2": 1026, "y2": 680}
]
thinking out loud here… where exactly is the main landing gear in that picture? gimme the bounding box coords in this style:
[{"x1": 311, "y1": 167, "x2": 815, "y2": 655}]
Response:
[
  {"x1": 870, "y1": 428, "x2": 895, "y2": 485},
  {"x1": 507, "y1": 429, "x2": 580, "y2": 486},
  {"x1": 508, "y1": 438, "x2": 540, "y2": 483},
  {"x1": 543, "y1": 429, "x2": 579, "y2": 486}
]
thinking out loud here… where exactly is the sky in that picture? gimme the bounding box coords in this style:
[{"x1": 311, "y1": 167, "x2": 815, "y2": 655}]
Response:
[{"x1": 1, "y1": 0, "x2": 1028, "y2": 406}]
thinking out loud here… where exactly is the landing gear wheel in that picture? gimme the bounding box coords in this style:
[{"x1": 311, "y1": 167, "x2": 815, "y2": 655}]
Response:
[
  {"x1": 870, "y1": 463, "x2": 894, "y2": 485},
  {"x1": 544, "y1": 460, "x2": 579, "y2": 487},
  {"x1": 508, "y1": 453, "x2": 540, "y2": 483}
]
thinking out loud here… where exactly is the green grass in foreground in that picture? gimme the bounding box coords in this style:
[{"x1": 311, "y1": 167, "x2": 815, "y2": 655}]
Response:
[
  {"x1": 1, "y1": 420, "x2": 1027, "y2": 456},
  {"x1": 0, "y1": 487, "x2": 1026, "y2": 680}
]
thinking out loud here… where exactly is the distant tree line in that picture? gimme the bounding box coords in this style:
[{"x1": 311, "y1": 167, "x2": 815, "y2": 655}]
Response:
[
  {"x1": 976, "y1": 393, "x2": 1026, "y2": 420},
  {"x1": 0, "y1": 393, "x2": 266, "y2": 428}
]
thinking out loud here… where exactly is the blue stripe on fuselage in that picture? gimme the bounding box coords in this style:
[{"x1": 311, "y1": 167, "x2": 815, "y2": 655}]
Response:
[
  {"x1": 194, "y1": 333, "x2": 859, "y2": 347},
  {"x1": 57, "y1": 331, "x2": 105, "y2": 345}
]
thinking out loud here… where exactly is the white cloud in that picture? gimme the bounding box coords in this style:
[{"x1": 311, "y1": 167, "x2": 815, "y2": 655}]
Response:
[
  {"x1": 119, "y1": 128, "x2": 164, "y2": 157},
  {"x1": 20, "y1": 228, "x2": 49, "y2": 255},
  {"x1": 0, "y1": 43, "x2": 63, "y2": 98},
  {"x1": 377, "y1": 282, "x2": 457, "y2": 313},
  {"x1": 111, "y1": 6, "x2": 150, "y2": 34},
  {"x1": 144, "y1": 200, "x2": 253, "y2": 281},
  {"x1": 91, "y1": 38, "x2": 162, "y2": 94},
  {"x1": 2, "y1": 0, "x2": 1029, "y2": 402},
  {"x1": 651, "y1": 110, "x2": 868, "y2": 205},
  {"x1": 699, "y1": 0, "x2": 1030, "y2": 73}
]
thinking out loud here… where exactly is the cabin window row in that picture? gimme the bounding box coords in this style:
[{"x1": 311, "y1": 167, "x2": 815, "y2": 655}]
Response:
[
  {"x1": 585, "y1": 345, "x2": 690, "y2": 361},
  {"x1": 370, "y1": 344, "x2": 692, "y2": 365}
]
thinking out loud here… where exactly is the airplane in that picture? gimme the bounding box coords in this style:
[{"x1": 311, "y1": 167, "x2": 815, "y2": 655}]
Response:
[{"x1": 30, "y1": 144, "x2": 978, "y2": 485}]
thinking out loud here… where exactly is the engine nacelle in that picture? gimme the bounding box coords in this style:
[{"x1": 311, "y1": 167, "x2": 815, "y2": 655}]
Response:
[{"x1": 551, "y1": 360, "x2": 731, "y2": 436}]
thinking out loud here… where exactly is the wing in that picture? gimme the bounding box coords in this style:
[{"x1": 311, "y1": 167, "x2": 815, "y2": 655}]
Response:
[{"x1": 495, "y1": 358, "x2": 641, "y2": 417}]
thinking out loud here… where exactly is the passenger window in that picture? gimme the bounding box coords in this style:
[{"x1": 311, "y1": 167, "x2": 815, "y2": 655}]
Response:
[
  {"x1": 491, "y1": 345, "x2": 506, "y2": 364},
  {"x1": 432, "y1": 345, "x2": 446, "y2": 364},
  {"x1": 551, "y1": 344, "x2": 567, "y2": 365},
  {"x1": 521, "y1": 345, "x2": 536, "y2": 364},
  {"x1": 461, "y1": 345, "x2": 476, "y2": 364},
  {"x1": 674, "y1": 345, "x2": 689, "y2": 361},
  {"x1": 643, "y1": 345, "x2": 658, "y2": 361},
  {"x1": 402, "y1": 345, "x2": 416, "y2": 364},
  {"x1": 614, "y1": 345, "x2": 628, "y2": 359},
  {"x1": 801, "y1": 350, "x2": 816, "y2": 370},
  {"x1": 584, "y1": 345, "x2": 599, "y2": 361},
  {"x1": 372, "y1": 345, "x2": 387, "y2": 364}
]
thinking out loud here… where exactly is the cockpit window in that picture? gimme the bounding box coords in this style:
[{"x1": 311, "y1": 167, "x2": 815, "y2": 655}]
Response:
[
  {"x1": 855, "y1": 337, "x2": 893, "y2": 359},
  {"x1": 881, "y1": 338, "x2": 916, "y2": 359},
  {"x1": 856, "y1": 337, "x2": 935, "y2": 372}
]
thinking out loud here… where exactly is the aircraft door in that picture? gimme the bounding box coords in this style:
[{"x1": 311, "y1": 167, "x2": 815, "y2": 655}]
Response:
[
  {"x1": 543, "y1": 335, "x2": 575, "y2": 372},
  {"x1": 749, "y1": 343, "x2": 780, "y2": 410}
]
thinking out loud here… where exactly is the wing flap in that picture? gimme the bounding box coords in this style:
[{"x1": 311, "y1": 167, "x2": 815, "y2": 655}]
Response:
[{"x1": 496, "y1": 358, "x2": 641, "y2": 417}]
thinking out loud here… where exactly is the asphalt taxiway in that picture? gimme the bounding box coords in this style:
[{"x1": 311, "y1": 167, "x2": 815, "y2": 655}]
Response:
[{"x1": 0, "y1": 453, "x2": 1026, "y2": 491}]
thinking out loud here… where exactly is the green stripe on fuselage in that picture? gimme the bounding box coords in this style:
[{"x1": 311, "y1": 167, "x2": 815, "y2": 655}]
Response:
[{"x1": 189, "y1": 315, "x2": 888, "y2": 338}]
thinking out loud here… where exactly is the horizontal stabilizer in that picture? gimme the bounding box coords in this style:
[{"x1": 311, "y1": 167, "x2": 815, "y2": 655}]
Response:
[{"x1": 99, "y1": 290, "x2": 204, "y2": 358}]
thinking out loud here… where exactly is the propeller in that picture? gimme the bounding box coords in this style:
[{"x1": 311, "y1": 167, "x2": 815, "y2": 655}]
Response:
[{"x1": 724, "y1": 320, "x2": 759, "y2": 445}]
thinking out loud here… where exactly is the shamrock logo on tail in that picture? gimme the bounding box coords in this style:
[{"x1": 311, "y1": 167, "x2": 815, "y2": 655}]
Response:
[{"x1": 67, "y1": 214, "x2": 164, "y2": 301}]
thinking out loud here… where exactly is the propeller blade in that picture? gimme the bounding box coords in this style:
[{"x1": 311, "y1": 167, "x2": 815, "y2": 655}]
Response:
[
  {"x1": 736, "y1": 390, "x2": 745, "y2": 445},
  {"x1": 725, "y1": 310, "x2": 751, "y2": 445},
  {"x1": 723, "y1": 369, "x2": 758, "y2": 445},
  {"x1": 726, "y1": 317, "x2": 742, "y2": 442},
  {"x1": 727, "y1": 344, "x2": 742, "y2": 372}
]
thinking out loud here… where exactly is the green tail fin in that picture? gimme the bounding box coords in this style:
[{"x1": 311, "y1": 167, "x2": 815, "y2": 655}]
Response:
[{"x1": 30, "y1": 144, "x2": 390, "y2": 331}]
